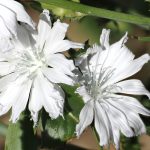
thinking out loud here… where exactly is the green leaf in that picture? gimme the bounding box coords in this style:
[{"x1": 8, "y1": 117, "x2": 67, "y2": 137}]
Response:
[
  {"x1": 138, "y1": 36, "x2": 150, "y2": 42},
  {"x1": 36, "y1": 0, "x2": 150, "y2": 27},
  {"x1": 29, "y1": 1, "x2": 86, "y2": 20},
  {"x1": 121, "y1": 136, "x2": 140, "y2": 150},
  {"x1": 5, "y1": 112, "x2": 37, "y2": 150},
  {"x1": 145, "y1": 0, "x2": 150, "y2": 2},
  {"x1": 41, "y1": 84, "x2": 84, "y2": 142},
  {"x1": 5, "y1": 121, "x2": 22, "y2": 150},
  {"x1": 0, "y1": 123, "x2": 7, "y2": 136}
]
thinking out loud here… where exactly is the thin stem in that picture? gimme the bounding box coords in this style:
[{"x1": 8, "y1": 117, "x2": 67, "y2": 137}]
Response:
[
  {"x1": 92, "y1": 127, "x2": 102, "y2": 150},
  {"x1": 68, "y1": 112, "x2": 79, "y2": 123},
  {"x1": 36, "y1": 0, "x2": 150, "y2": 27}
]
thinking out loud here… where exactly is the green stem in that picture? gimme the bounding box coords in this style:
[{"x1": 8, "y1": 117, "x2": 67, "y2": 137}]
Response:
[
  {"x1": 68, "y1": 112, "x2": 79, "y2": 123},
  {"x1": 92, "y1": 127, "x2": 101, "y2": 150},
  {"x1": 36, "y1": 0, "x2": 150, "y2": 27},
  {"x1": 138, "y1": 36, "x2": 150, "y2": 42}
]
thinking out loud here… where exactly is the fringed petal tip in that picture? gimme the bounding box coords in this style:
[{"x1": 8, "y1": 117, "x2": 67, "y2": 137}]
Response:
[
  {"x1": 43, "y1": 9, "x2": 50, "y2": 15},
  {"x1": 9, "y1": 116, "x2": 19, "y2": 124},
  {"x1": 75, "y1": 130, "x2": 81, "y2": 139},
  {"x1": 30, "y1": 111, "x2": 39, "y2": 127},
  {"x1": 122, "y1": 32, "x2": 128, "y2": 44},
  {"x1": 100, "y1": 28, "x2": 110, "y2": 49}
]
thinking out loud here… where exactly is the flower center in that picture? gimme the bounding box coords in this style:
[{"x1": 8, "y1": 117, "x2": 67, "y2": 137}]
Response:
[
  {"x1": 86, "y1": 66, "x2": 117, "y2": 101},
  {"x1": 15, "y1": 48, "x2": 46, "y2": 77}
]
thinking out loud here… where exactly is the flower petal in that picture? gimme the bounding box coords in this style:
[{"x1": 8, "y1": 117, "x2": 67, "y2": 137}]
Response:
[
  {"x1": 10, "y1": 79, "x2": 32, "y2": 123},
  {"x1": 0, "y1": 0, "x2": 35, "y2": 29},
  {"x1": 29, "y1": 76, "x2": 43, "y2": 124},
  {"x1": 0, "y1": 4, "x2": 17, "y2": 36},
  {"x1": 113, "y1": 54, "x2": 149, "y2": 82},
  {"x1": 0, "y1": 62, "x2": 15, "y2": 76},
  {"x1": 115, "y1": 79, "x2": 150, "y2": 98},
  {"x1": 107, "y1": 96, "x2": 146, "y2": 135},
  {"x1": 46, "y1": 53, "x2": 75, "y2": 76},
  {"x1": 44, "y1": 19, "x2": 69, "y2": 49},
  {"x1": 37, "y1": 9, "x2": 51, "y2": 50},
  {"x1": 105, "y1": 99, "x2": 134, "y2": 137},
  {"x1": 12, "y1": 24, "x2": 31, "y2": 50},
  {"x1": 0, "y1": 17, "x2": 11, "y2": 38},
  {"x1": 0, "y1": 73, "x2": 18, "y2": 92},
  {"x1": 94, "y1": 101, "x2": 110, "y2": 146},
  {"x1": 100, "y1": 29, "x2": 110, "y2": 49},
  {"x1": 0, "y1": 37, "x2": 14, "y2": 52},
  {"x1": 103, "y1": 54, "x2": 150, "y2": 87},
  {"x1": 96, "y1": 32, "x2": 131, "y2": 68},
  {"x1": 76, "y1": 86, "x2": 91, "y2": 103},
  {"x1": 42, "y1": 67, "x2": 74, "y2": 85},
  {"x1": 0, "y1": 75, "x2": 30, "y2": 119},
  {"x1": 76, "y1": 100, "x2": 94, "y2": 137},
  {"x1": 37, "y1": 73, "x2": 64, "y2": 119},
  {"x1": 110, "y1": 94, "x2": 150, "y2": 116},
  {"x1": 45, "y1": 40, "x2": 84, "y2": 55},
  {"x1": 101, "y1": 103, "x2": 120, "y2": 150},
  {"x1": 42, "y1": 18, "x2": 84, "y2": 54}
]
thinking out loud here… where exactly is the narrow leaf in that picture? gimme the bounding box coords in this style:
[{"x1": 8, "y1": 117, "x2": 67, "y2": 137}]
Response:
[
  {"x1": 5, "y1": 121, "x2": 22, "y2": 150},
  {"x1": 36, "y1": 0, "x2": 150, "y2": 26},
  {"x1": 5, "y1": 112, "x2": 37, "y2": 150}
]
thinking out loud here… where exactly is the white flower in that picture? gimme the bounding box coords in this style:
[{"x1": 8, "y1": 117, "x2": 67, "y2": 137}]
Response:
[
  {"x1": 75, "y1": 29, "x2": 150, "y2": 149},
  {"x1": 0, "y1": 10, "x2": 84, "y2": 125},
  {"x1": 0, "y1": 0, "x2": 35, "y2": 51}
]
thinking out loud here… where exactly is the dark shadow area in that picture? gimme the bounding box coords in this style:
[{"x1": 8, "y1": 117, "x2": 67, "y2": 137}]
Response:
[{"x1": 40, "y1": 131, "x2": 86, "y2": 150}]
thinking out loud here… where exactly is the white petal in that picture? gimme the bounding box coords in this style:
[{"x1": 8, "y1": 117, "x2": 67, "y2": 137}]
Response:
[
  {"x1": 76, "y1": 86, "x2": 91, "y2": 103},
  {"x1": 115, "y1": 54, "x2": 150, "y2": 81},
  {"x1": 0, "y1": 4, "x2": 17, "y2": 36},
  {"x1": 107, "y1": 97, "x2": 146, "y2": 135},
  {"x1": 38, "y1": 73, "x2": 64, "y2": 119},
  {"x1": 111, "y1": 94, "x2": 150, "y2": 116},
  {"x1": 100, "y1": 29, "x2": 110, "y2": 49},
  {"x1": 46, "y1": 53, "x2": 75, "y2": 76},
  {"x1": 105, "y1": 99, "x2": 134, "y2": 137},
  {"x1": 0, "y1": 73, "x2": 17, "y2": 92},
  {"x1": 44, "y1": 19, "x2": 69, "y2": 50},
  {"x1": 0, "y1": 17, "x2": 12, "y2": 38},
  {"x1": 52, "y1": 84, "x2": 65, "y2": 115},
  {"x1": 45, "y1": 40, "x2": 84, "y2": 55},
  {"x1": 0, "y1": 0, "x2": 35, "y2": 29},
  {"x1": 12, "y1": 24, "x2": 31, "y2": 50},
  {"x1": 103, "y1": 54, "x2": 150, "y2": 87},
  {"x1": 42, "y1": 67, "x2": 74, "y2": 85},
  {"x1": 37, "y1": 9, "x2": 51, "y2": 50},
  {"x1": 0, "y1": 75, "x2": 29, "y2": 117},
  {"x1": 10, "y1": 79, "x2": 32, "y2": 123},
  {"x1": 94, "y1": 101, "x2": 110, "y2": 146},
  {"x1": 115, "y1": 79, "x2": 150, "y2": 98},
  {"x1": 0, "y1": 62, "x2": 15, "y2": 76},
  {"x1": 0, "y1": 37, "x2": 14, "y2": 52},
  {"x1": 29, "y1": 76, "x2": 43, "y2": 124},
  {"x1": 125, "y1": 112, "x2": 146, "y2": 135},
  {"x1": 76, "y1": 100, "x2": 94, "y2": 137},
  {"x1": 110, "y1": 32, "x2": 128, "y2": 50},
  {"x1": 97, "y1": 32, "x2": 130, "y2": 68},
  {"x1": 102, "y1": 103, "x2": 120, "y2": 150}
]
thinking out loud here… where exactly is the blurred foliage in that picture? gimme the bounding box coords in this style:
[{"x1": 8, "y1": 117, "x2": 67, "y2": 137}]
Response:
[
  {"x1": 5, "y1": 111, "x2": 37, "y2": 150},
  {"x1": 0, "y1": 123, "x2": 7, "y2": 137},
  {"x1": 36, "y1": 0, "x2": 150, "y2": 27},
  {"x1": 28, "y1": 1, "x2": 86, "y2": 20}
]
